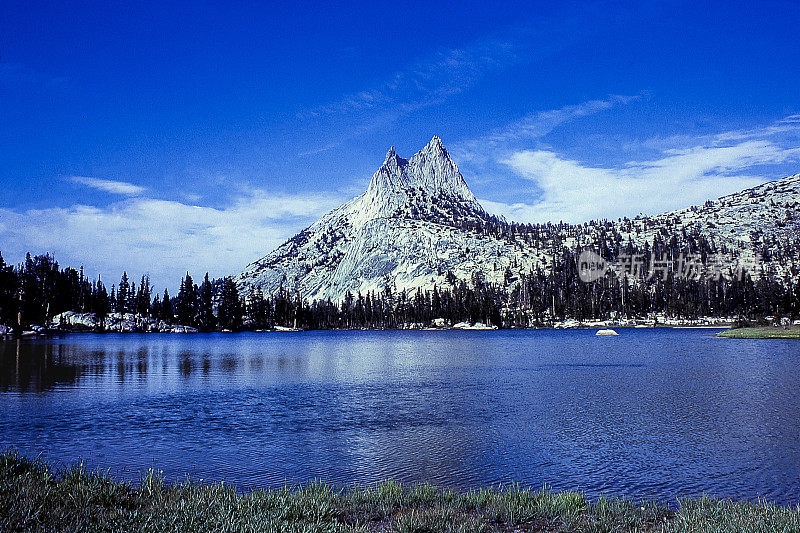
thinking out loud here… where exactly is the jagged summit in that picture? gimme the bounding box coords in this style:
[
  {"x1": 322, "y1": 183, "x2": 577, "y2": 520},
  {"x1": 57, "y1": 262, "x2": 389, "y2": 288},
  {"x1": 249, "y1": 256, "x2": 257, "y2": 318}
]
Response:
[
  {"x1": 366, "y1": 136, "x2": 481, "y2": 210},
  {"x1": 379, "y1": 145, "x2": 405, "y2": 175},
  {"x1": 235, "y1": 137, "x2": 505, "y2": 302},
  {"x1": 419, "y1": 135, "x2": 449, "y2": 159},
  {"x1": 383, "y1": 145, "x2": 399, "y2": 162}
]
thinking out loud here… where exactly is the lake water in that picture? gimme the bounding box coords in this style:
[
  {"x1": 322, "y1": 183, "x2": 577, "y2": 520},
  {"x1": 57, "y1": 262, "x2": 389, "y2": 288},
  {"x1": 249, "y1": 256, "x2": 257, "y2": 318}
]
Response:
[{"x1": 1, "y1": 329, "x2": 799, "y2": 504}]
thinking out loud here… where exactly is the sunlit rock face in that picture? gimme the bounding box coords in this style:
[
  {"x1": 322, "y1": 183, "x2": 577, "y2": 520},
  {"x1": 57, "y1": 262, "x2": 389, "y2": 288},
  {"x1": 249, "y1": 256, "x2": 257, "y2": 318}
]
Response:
[
  {"x1": 235, "y1": 133, "x2": 800, "y2": 302},
  {"x1": 235, "y1": 137, "x2": 543, "y2": 302}
]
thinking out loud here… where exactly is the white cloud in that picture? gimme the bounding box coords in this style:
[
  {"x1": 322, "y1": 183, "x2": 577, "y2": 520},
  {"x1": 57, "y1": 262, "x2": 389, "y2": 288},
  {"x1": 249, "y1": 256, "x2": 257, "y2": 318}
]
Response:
[
  {"x1": 0, "y1": 191, "x2": 345, "y2": 291},
  {"x1": 458, "y1": 105, "x2": 800, "y2": 223},
  {"x1": 69, "y1": 176, "x2": 147, "y2": 196},
  {"x1": 482, "y1": 137, "x2": 798, "y2": 223}
]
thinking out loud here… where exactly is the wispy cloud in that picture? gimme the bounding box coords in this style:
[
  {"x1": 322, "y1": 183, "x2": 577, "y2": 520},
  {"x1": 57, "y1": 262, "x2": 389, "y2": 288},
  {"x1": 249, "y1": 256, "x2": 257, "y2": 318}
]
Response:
[
  {"x1": 293, "y1": 36, "x2": 526, "y2": 158},
  {"x1": 479, "y1": 116, "x2": 800, "y2": 223},
  {"x1": 297, "y1": 38, "x2": 518, "y2": 121},
  {"x1": 484, "y1": 95, "x2": 639, "y2": 143},
  {"x1": 68, "y1": 176, "x2": 147, "y2": 196},
  {"x1": 452, "y1": 94, "x2": 641, "y2": 165},
  {"x1": 630, "y1": 114, "x2": 800, "y2": 154},
  {"x1": 294, "y1": 5, "x2": 625, "y2": 157},
  {"x1": 0, "y1": 191, "x2": 346, "y2": 290}
]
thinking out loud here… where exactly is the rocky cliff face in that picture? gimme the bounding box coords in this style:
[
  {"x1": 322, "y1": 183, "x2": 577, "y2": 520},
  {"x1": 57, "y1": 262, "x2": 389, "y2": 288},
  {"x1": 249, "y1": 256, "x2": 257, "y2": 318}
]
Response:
[
  {"x1": 235, "y1": 137, "x2": 543, "y2": 301},
  {"x1": 236, "y1": 136, "x2": 800, "y2": 302}
]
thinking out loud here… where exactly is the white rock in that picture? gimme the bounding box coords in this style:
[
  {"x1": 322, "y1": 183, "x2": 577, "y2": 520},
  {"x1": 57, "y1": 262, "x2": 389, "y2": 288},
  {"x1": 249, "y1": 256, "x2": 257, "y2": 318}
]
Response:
[{"x1": 596, "y1": 329, "x2": 619, "y2": 336}]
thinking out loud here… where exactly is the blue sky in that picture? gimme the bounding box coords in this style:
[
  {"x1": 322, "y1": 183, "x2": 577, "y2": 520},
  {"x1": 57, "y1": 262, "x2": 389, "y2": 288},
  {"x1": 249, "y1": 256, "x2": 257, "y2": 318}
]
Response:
[{"x1": 1, "y1": 0, "x2": 799, "y2": 290}]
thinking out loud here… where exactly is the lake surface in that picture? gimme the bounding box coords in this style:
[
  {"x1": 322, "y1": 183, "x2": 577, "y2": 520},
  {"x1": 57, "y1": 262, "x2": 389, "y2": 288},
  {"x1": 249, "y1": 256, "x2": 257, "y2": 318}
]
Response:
[{"x1": 1, "y1": 329, "x2": 799, "y2": 504}]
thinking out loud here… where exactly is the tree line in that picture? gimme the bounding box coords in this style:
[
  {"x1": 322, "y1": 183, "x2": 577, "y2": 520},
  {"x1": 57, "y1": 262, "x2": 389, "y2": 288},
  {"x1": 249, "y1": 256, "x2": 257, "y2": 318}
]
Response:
[{"x1": 1, "y1": 246, "x2": 797, "y2": 334}]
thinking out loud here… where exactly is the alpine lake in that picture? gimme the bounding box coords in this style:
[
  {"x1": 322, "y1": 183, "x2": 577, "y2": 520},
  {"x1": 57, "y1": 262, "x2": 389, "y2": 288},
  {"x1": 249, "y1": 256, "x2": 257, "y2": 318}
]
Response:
[{"x1": 2, "y1": 328, "x2": 799, "y2": 505}]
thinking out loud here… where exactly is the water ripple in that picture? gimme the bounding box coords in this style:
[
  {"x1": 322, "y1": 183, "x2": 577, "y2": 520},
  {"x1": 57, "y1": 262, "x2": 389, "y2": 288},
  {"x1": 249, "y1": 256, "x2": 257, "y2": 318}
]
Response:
[{"x1": 1, "y1": 329, "x2": 799, "y2": 503}]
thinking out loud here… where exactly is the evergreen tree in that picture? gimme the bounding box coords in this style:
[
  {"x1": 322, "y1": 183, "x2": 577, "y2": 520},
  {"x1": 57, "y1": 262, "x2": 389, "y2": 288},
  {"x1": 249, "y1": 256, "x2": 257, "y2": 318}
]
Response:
[
  {"x1": 175, "y1": 273, "x2": 197, "y2": 326},
  {"x1": 217, "y1": 277, "x2": 242, "y2": 330},
  {"x1": 161, "y1": 289, "x2": 174, "y2": 323},
  {"x1": 135, "y1": 275, "x2": 152, "y2": 316},
  {"x1": 151, "y1": 293, "x2": 162, "y2": 321},
  {"x1": 117, "y1": 272, "x2": 130, "y2": 313},
  {"x1": 0, "y1": 243, "x2": 798, "y2": 333},
  {"x1": 198, "y1": 273, "x2": 216, "y2": 331},
  {"x1": 94, "y1": 279, "x2": 110, "y2": 329},
  {"x1": 0, "y1": 252, "x2": 18, "y2": 328}
]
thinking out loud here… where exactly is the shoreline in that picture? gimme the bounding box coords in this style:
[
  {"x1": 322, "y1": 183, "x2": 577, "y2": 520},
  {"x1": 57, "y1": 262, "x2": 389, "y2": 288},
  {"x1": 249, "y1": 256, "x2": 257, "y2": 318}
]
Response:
[
  {"x1": 0, "y1": 310, "x2": 748, "y2": 338},
  {"x1": 717, "y1": 326, "x2": 800, "y2": 339},
  {"x1": 3, "y1": 319, "x2": 736, "y2": 338},
  {"x1": 3, "y1": 324, "x2": 732, "y2": 338},
  {"x1": 2, "y1": 451, "x2": 798, "y2": 532}
]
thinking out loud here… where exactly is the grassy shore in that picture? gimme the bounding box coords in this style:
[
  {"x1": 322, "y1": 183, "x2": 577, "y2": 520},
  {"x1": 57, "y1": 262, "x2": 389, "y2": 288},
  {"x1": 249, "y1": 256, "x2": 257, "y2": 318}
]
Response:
[
  {"x1": 717, "y1": 326, "x2": 800, "y2": 339},
  {"x1": 2, "y1": 452, "x2": 800, "y2": 532}
]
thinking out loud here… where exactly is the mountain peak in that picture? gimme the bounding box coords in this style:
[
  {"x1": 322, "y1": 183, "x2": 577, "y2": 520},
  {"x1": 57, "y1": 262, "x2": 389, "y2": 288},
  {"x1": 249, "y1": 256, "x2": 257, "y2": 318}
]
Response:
[
  {"x1": 362, "y1": 137, "x2": 485, "y2": 220},
  {"x1": 369, "y1": 136, "x2": 472, "y2": 196},
  {"x1": 424, "y1": 135, "x2": 446, "y2": 154},
  {"x1": 381, "y1": 145, "x2": 403, "y2": 172},
  {"x1": 237, "y1": 138, "x2": 498, "y2": 303}
]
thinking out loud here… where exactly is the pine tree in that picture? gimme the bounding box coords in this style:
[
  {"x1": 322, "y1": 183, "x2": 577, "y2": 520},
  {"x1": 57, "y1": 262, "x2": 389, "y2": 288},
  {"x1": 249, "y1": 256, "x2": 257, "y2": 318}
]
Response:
[
  {"x1": 136, "y1": 275, "x2": 152, "y2": 316},
  {"x1": 95, "y1": 279, "x2": 110, "y2": 329},
  {"x1": 217, "y1": 277, "x2": 242, "y2": 330},
  {"x1": 161, "y1": 289, "x2": 174, "y2": 323},
  {"x1": 117, "y1": 272, "x2": 130, "y2": 313},
  {"x1": 175, "y1": 274, "x2": 197, "y2": 326},
  {"x1": 198, "y1": 273, "x2": 216, "y2": 331},
  {"x1": 0, "y1": 251, "x2": 19, "y2": 328},
  {"x1": 128, "y1": 281, "x2": 136, "y2": 314},
  {"x1": 151, "y1": 293, "x2": 162, "y2": 321}
]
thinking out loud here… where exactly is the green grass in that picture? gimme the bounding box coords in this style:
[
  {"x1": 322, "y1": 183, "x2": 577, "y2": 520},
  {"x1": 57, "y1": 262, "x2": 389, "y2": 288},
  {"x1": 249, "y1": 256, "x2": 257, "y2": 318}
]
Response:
[
  {"x1": 717, "y1": 326, "x2": 800, "y2": 339},
  {"x1": 2, "y1": 451, "x2": 800, "y2": 532}
]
